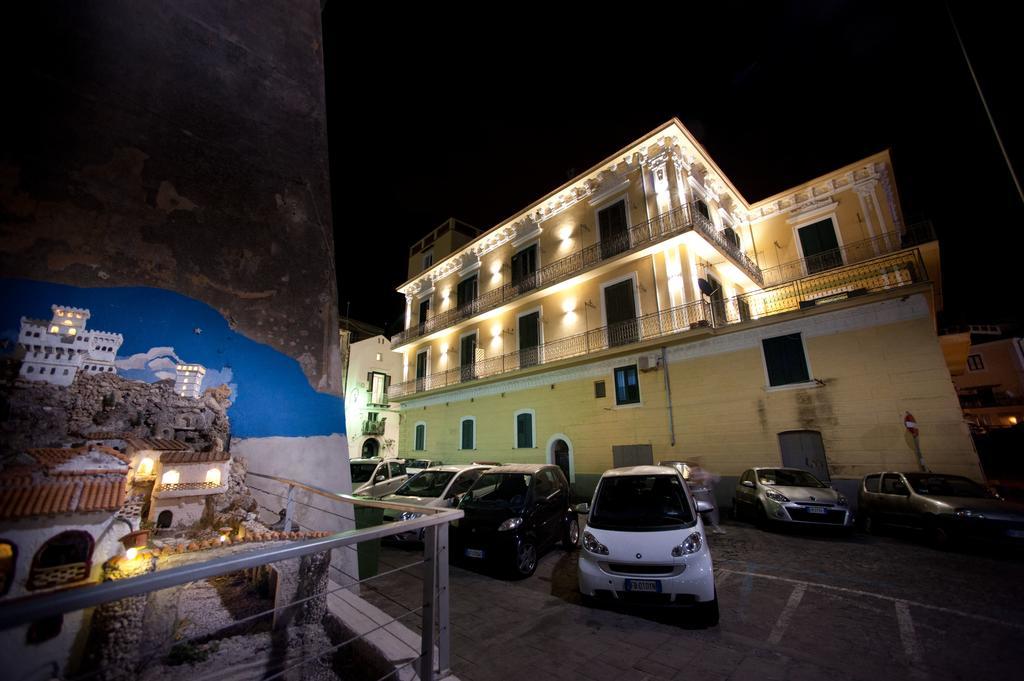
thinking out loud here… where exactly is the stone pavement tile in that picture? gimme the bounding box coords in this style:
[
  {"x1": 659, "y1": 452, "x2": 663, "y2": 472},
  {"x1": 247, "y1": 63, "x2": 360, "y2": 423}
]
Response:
[
  {"x1": 594, "y1": 640, "x2": 649, "y2": 670},
  {"x1": 634, "y1": 656, "x2": 679, "y2": 678},
  {"x1": 721, "y1": 653, "x2": 789, "y2": 681}
]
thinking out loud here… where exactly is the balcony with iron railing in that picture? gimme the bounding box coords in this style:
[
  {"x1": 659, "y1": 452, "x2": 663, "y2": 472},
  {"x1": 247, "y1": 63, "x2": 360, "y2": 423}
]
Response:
[
  {"x1": 392, "y1": 202, "x2": 763, "y2": 349},
  {"x1": 387, "y1": 247, "x2": 927, "y2": 400},
  {"x1": 361, "y1": 418, "x2": 386, "y2": 436}
]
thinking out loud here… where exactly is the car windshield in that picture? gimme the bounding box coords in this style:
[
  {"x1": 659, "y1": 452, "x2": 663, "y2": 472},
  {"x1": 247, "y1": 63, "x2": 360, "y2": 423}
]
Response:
[
  {"x1": 589, "y1": 475, "x2": 695, "y2": 531},
  {"x1": 350, "y1": 463, "x2": 377, "y2": 484},
  {"x1": 393, "y1": 470, "x2": 455, "y2": 498},
  {"x1": 461, "y1": 473, "x2": 531, "y2": 510},
  {"x1": 904, "y1": 474, "x2": 990, "y2": 498},
  {"x1": 406, "y1": 459, "x2": 432, "y2": 469},
  {"x1": 758, "y1": 469, "x2": 826, "y2": 488}
]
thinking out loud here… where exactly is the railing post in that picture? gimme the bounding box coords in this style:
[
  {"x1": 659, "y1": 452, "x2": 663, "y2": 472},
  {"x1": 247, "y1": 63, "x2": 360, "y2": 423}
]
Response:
[
  {"x1": 284, "y1": 484, "x2": 295, "y2": 533},
  {"x1": 419, "y1": 524, "x2": 437, "y2": 681},
  {"x1": 436, "y1": 522, "x2": 450, "y2": 676}
]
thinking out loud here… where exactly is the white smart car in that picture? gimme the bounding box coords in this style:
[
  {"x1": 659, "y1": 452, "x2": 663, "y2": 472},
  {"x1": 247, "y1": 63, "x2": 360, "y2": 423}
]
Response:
[{"x1": 578, "y1": 465, "x2": 718, "y2": 625}]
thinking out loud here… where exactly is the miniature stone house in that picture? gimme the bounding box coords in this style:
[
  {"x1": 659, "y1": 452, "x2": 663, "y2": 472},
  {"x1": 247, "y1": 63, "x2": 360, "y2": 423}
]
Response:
[
  {"x1": 148, "y1": 449, "x2": 231, "y2": 528},
  {"x1": 17, "y1": 305, "x2": 123, "y2": 386}
]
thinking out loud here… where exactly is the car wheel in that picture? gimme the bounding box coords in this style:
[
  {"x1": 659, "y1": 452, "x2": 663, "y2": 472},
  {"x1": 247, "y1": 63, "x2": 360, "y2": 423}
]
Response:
[
  {"x1": 696, "y1": 592, "x2": 720, "y2": 628},
  {"x1": 513, "y1": 541, "x2": 538, "y2": 578},
  {"x1": 563, "y1": 517, "x2": 580, "y2": 550},
  {"x1": 755, "y1": 502, "x2": 770, "y2": 529},
  {"x1": 860, "y1": 513, "x2": 879, "y2": 535},
  {"x1": 730, "y1": 500, "x2": 740, "y2": 521},
  {"x1": 926, "y1": 519, "x2": 951, "y2": 550}
]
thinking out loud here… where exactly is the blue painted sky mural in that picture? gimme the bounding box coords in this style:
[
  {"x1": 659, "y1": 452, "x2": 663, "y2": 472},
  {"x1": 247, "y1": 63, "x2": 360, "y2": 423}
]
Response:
[{"x1": 0, "y1": 279, "x2": 345, "y2": 438}]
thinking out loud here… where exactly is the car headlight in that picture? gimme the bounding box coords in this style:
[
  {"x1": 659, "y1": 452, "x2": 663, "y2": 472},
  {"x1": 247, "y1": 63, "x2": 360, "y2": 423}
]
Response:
[
  {"x1": 582, "y1": 531, "x2": 609, "y2": 555},
  {"x1": 497, "y1": 517, "x2": 523, "y2": 532},
  {"x1": 955, "y1": 509, "x2": 985, "y2": 520},
  {"x1": 764, "y1": 489, "x2": 789, "y2": 503},
  {"x1": 398, "y1": 511, "x2": 423, "y2": 521},
  {"x1": 671, "y1": 531, "x2": 703, "y2": 557},
  {"x1": 836, "y1": 494, "x2": 848, "y2": 506}
]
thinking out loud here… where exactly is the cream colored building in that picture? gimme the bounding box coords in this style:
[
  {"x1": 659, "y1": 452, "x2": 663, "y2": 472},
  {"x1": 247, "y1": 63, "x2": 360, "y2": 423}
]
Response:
[
  {"x1": 344, "y1": 334, "x2": 403, "y2": 458},
  {"x1": 388, "y1": 119, "x2": 979, "y2": 501}
]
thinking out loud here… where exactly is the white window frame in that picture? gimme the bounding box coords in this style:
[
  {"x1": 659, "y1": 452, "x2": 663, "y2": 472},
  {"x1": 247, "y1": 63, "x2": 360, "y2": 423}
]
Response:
[
  {"x1": 414, "y1": 421, "x2": 427, "y2": 451},
  {"x1": 790, "y1": 211, "x2": 844, "y2": 273},
  {"x1": 512, "y1": 408, "x2": 537, "y2": 449},
  {"x1": 760, "y1": 332, "x2": 817, "y2": 391},
  {"x1": 459, "y1": 416, "x2": 476, "y2": 450}
]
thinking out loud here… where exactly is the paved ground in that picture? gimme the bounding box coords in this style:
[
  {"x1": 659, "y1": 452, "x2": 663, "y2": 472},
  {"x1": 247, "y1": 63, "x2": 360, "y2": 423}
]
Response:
[{"x1": 359, "y1": 520, "x2": 1024, "y2": 681}]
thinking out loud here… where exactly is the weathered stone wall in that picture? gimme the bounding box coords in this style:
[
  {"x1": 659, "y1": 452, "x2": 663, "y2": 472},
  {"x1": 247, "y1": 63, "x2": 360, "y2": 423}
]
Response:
[
  {"x1": 0, "y1": 0, "x2": 339, "y2": 394},
  {"x1": 0, "y1": 371, "x2": 231, "y2": 457}
]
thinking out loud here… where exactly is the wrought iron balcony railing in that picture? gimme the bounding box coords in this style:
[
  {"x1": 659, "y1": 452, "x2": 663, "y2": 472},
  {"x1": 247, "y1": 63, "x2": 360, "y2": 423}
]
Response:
[
  {"x1": 387, "y1": 248, "x2": 926, "y2": 400},
  {"x1": 392, "y1": 202, "x2": 763, "y2": 348},
  {"x1": 759, "y1": 221, "x2": 936, "y2": 287},
  {"x1": 361, "y1": 419, "x2": 386, "y2": 436}
]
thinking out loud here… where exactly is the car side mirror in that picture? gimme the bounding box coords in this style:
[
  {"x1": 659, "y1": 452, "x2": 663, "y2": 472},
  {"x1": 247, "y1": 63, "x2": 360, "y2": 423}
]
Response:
[
  {"x1": 574, "y1": 502, "x2": 590, "y2": 515},
  {"x1": 375, "y1": 474, "x2": 386, "y2": 483},
  {"x1": 695, "y1": 499, "x2": 714, "y2": 514},
  {"x1": 741, "y1": 480, "x2": 755, "y2": 488}
]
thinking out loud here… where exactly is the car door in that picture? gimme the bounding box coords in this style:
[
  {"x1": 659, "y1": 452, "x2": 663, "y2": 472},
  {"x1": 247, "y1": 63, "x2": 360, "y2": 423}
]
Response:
[
  {"x1": 529, "y1": 470, "x2": 559, "y2": 545},
  {"x1": 735, "y1": 470, "x2": 757, "y2": 510},
  {"x1": 859, "y1": 474, "x2": 882, "y2": 516},
  {"x1": 878, "y1": 473, "x2": 913, "y2": 527},
  {"x1": 381, "y1": 461, "x2": 407, "y2": 495}
]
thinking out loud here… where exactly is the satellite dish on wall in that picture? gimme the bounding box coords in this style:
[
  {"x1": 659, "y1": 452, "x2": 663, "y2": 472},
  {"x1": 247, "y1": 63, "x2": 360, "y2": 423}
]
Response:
[{"x1": 697, "y1": 278, "x2": 717, "y2": 297}]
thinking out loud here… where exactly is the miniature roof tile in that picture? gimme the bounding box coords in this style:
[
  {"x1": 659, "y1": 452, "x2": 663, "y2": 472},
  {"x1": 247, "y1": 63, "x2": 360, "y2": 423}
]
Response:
[
  {"x1": 159, "y1": 450, "x2": 230, "y2": 465},
  {"x1": 124, "y1": 438, "x2": 192, "y2": 452},
  {"x1": 79, "y1": 431, "x2": 128, "y2": 440},
  {"x1": 27, "y1": 446, "x2": 131, "y2": 468},
  {"x1": 0, "y1": 474, "x2": 126, "y2": 520}
]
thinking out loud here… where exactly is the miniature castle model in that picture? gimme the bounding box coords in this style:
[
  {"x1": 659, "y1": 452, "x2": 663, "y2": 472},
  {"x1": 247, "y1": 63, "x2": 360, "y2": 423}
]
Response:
[
  {"x1": 174, "y1": 363, "x2": 206, "y2": 399},
  {"x1": 18, "y1": 305, "x2": 124, "y2": 386}
]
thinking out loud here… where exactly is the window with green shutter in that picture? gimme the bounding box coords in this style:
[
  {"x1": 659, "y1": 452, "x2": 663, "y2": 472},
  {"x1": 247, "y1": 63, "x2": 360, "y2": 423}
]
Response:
[
  {"x1": 762, "y1": 333, "x2": 810, "y2": 386},
  {"x1": 414, "y1": 423, "x2": 426, "y2": 451},
  {"x1": 460, "y1": 418, "x2": 475, "y2": 450},
  {"x1": 515, "y1": 412, "x2": 533, "y2": 448}
]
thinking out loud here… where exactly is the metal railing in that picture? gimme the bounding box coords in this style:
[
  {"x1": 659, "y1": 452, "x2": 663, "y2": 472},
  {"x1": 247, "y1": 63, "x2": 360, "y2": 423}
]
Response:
[
  {"x1": 361, "y1": 419, "x2": 386, "y2": 436},
  {"x1": 389, "y1": 248, "x2": 927, "y2": 400},
  {"x1": 0, "y1": 472, "x2": 461, "y2": 681},
  {"x1": 760, "y1": 221, "x2": 935, "y2": 287},
  {"x1": 392, "y1": 202, "x2": 763, "y2": 348}
]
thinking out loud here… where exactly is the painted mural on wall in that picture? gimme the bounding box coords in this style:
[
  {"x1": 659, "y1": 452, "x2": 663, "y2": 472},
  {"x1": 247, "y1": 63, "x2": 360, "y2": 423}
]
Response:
[{"x1": 0, "y1": 278, "x2": 345, "y2": 457}]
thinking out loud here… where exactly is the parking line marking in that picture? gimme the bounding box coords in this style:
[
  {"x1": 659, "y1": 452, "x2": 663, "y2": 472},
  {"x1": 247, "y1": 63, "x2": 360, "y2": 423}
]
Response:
[
  {"x1": 720, "y1": 568, "x2": 1024, "y2": 631},
  {"x1": 767, "y1": 583, "x2": 806, "y2": 645},
  {"x1": 895, "y1": 601, "x2": 930, "y2": 680}
]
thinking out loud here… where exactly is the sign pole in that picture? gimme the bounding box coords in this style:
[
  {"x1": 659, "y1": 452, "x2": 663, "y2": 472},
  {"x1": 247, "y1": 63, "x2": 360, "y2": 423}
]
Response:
[{"x1": 904, "y1": 412, "x2": 927, "y2": 472}]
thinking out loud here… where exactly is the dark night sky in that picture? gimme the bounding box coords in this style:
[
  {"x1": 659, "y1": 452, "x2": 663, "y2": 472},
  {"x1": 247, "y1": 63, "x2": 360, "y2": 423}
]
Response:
[{"x1": 323, "y1": 1, "x2": 1022, "y2": 335}]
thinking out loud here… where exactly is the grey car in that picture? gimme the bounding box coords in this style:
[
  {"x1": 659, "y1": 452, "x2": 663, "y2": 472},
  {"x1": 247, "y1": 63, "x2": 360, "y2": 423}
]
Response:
[
  {"x1": 350, "y1": 457, "x2": 409, "y2": 497},
  {"x1": 733, "y1": 467, "x2": 853, "y2": 529},
  {"x1": 857, "y1": 471, "x2": 1024, "y2": 548},
  {"x1": 381, "y1": 464, "x2": 491, "y2": 542}
]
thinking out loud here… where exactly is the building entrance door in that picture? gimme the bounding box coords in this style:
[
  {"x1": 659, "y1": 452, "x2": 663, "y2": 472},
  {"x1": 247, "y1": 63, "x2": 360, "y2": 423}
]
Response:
[
  {"x1": 604, "y1": 280, "x2": 638, "y2": 347},
  {"x1": 778, "y1": 430, "x2": 831, "y2": 482},
  {"x1": 362, "y1": 438, "x2": 379, "y2": 457},
  {"x1": 551, "y1": 439, "x2": 570, "y2": 482}
]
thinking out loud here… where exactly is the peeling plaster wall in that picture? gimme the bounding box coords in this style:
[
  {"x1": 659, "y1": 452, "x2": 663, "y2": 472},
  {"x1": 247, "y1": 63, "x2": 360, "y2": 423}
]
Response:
[{"x1": 1, "y1": 0, "x2": 339, "y2": 394}]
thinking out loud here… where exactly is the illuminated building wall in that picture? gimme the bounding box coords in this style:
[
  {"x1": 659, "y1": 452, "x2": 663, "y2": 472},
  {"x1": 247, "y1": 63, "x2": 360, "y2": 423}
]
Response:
[
  {"x1": 389, "y1": 119, "x2": 975, "y2": 498},
  {"x1": 174, "y1": 363, "x2": 207, "y2": 399}
]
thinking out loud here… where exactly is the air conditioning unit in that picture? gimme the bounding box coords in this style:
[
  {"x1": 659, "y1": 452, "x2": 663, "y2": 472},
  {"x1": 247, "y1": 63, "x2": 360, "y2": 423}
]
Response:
[{"x1": 637, "y1": 354, "x2": 661, "y2": 372}]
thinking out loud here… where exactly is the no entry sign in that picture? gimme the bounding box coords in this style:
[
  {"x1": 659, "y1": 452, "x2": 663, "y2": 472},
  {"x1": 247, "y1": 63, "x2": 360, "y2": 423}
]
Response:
[{"x1": 904, "y1": 412, "x2": 919, "y2": 437}]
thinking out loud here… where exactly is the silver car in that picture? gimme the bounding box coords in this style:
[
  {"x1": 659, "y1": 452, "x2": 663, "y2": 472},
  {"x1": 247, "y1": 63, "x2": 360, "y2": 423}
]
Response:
[
  {"x1": 381, "y1": 465, "x2": 491, "y2": 541},
  {"x1": 733, "y1": 467, "x2": 853, "y2": 529},
  {"x1": 350, "y1": 457, "x2": 409, "y2": 497}
]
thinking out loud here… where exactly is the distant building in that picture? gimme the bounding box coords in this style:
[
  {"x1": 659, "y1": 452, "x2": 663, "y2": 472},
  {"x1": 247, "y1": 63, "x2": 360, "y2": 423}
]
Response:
[
  {"x1": 943, "y1": 327, "x2": 1024, "y2": 431},
  {"x1": 17, "y1": 305, "x2": 124, "y2": 386},
  {"x1": 344, "y1": 335, "x2": 402, "y2": 458},
  {"x1": 174, "y1": 363, "x2": 206, "y2": 399},
  {"x1": 338, "y1": 317, "x2": 385, "y2": 397}
]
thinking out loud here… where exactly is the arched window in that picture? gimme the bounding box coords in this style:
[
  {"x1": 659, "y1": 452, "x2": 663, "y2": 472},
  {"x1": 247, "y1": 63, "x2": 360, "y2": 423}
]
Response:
[
  {"x1": 137, "y1": 458, "x2": 154, "y2": 477},
  {"x1": 0, "y1": 541, "x2": 16, "y2": 597},
  {"x1": 459, "y1": 417, "x2": 476, "y2": 450},
  {"x1": 161, "y1": 469, "x2": 180, "y2": 485},
  {"x1": 513, "y1": 409, "x2": 535, "y2": 449},
  {"x1": 414, "y1": 422, "x2": 427, "y2": 451},
  {"x1": 205, "y1": 468, "x2": 221, "y2": 485},
  {"x1": 157, "y1": 510, "x2": 173, "y2": 528},
  {"x1": 28, "y1": 531, "x2": 93, "y2": 591}
]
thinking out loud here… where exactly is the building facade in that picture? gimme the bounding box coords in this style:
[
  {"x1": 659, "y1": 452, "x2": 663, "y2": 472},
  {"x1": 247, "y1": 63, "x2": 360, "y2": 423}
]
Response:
[
  {"x1": 344, "y1": 335, "x2": 403, "y2": 458},
  {"x1": 388, "y1": 119, "x2": 979, "y2": 500},
  {"x1": 174, "y1": 363, "x2": 207, "y2": 399},
  {"x1": 17, "y1": 305, "x2": 123, "y2": 386},
  {"x1": 949, "y1": 330, "x2": 1024, "y2": 430}
]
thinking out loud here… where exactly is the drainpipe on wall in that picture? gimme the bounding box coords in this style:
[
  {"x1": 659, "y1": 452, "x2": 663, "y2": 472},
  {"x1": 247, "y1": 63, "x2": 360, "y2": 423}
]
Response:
[{"x1": 661, "y1": 346, "x2": 675, "y2": 447}]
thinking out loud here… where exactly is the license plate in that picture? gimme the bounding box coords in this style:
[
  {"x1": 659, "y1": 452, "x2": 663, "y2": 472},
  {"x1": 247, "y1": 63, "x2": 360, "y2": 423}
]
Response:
[
  {"x1": 1007, "y1": 529, "x2": 1024, "y2": 538},
  {"x1": 806, "y1": 507, "x2": 828, "y2": 514},
  {"x1": 624, "y1": 579, "x2": 661, "y2": 593},
  {"x1": 464, "y1": 548, "x2": 486, "y2": 559}
]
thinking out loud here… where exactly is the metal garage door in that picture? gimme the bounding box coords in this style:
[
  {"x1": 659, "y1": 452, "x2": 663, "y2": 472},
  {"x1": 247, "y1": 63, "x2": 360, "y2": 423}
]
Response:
[
  {"x1": 612, "y1": 444, "x2": 654, "y2": 468},
  {"x1": 778, "y1": 430, "x2": 831, "y2": 482}
]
